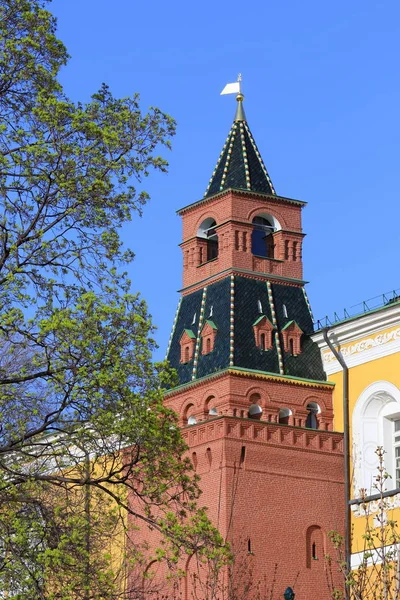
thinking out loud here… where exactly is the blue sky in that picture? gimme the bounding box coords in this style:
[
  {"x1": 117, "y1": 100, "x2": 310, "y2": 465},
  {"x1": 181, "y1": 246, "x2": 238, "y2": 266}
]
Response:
[{"x1": 52, "y1": 0, "x2": 400, "y2": 359}]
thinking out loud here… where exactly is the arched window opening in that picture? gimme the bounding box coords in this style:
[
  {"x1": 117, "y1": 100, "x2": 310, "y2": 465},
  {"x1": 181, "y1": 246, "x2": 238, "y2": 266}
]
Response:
[
  {"x1": 289, "y1": 338, "x2": 294, "y2": 355},
  {"x1": 352, "y1": 383, "x2": 400, "y2": 493},
  {"x1": 240, "y1": 446, "x2": 246, "y2": 464},
  {"x1": 207, "y1": 226, "x2": 218, "y2": 260},
  {"x1": 249, "y1": 392, "x2": 261, "y2": 403},
  {"x1": 251, "y1": 216, "x2": 275, "y2": 258},
  {"x1": 184, "y1": 346, "x2": 190, "y2": 362},
  {"x1": 305, "y1": 402, "x2": 320, "y2": 429},
  {"x1": 197, "y1": 218, "x2": 218, "y2": 261},
  {"x1": 184, "y1": 403, "x2": 196, "y2": 426},
  {"x1": 260, "y1": 333, "x2": 266, "y2": 350},
  {"x1": 306, "y1": 525, "x2": 323, "y2": 568},
  {"x1": 143, "y1": 560, "x2": 160, "y2": 595},
  {"x1": 206, "y1": 337, "x2": 211, "y2": 353},
  {"x1": 205, "y1": 395, "x2": 217, "y2": 417},
  {"x1": 279, "y1": 408, "x2": 292, "y2": 425},
  {"x1": 233, "y1": 408, "x2": 237, "y2": 417},
  {"x1": 247, "y1": 538, "x2": 252, "y2": 553},
  {"x1": 248, "y1": 404, "x2": 262, "y2": 420},
  {"x1": 206, "y1": 447, "x2": 212, "y2": 468},
  {"x1": 192, "y1": 452, "x2": 198, "y2": 471}
]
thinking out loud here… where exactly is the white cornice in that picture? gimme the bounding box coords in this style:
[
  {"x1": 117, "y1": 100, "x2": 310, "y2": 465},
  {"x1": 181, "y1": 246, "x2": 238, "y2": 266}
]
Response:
[{"x1": 312, "y1": 304, "x2": 400, "y2": 375}]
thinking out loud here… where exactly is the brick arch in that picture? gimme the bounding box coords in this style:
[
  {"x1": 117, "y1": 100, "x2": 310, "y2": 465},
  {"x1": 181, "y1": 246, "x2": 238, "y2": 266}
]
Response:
[
  {"x1": 141, "y1": 559, "x2": 165, "y2": 597},
  {"x1": 305, "y1": 524, "x2": 325, "y2": 568},
  {"x1": 203, "y1": 394, "x2": 219, "y2": 417},
  {"x1": 181, "y1": 400, "x2": 197, "y2": 425},
  {"x1": 179, "y1": 395, "x2": 200, "y2": 415},
  {"x1": 194, "y1": 210, "x2": 220, "y2": 235},
  {"x1": 245, "y1": 385, "x2": 271, "y2": 407},
  {"x1": 303, "y1": 395, "x2": 325, "y2": 412},
  {"x1": 247, "y1": 205, "x2": 288, "y2": 230},
  {"x1": 200, "y1": 387, "x2": 220, "y2": 405},
  {"x1": 184, "y1": 553, "x2": 206, "y2": 600}
]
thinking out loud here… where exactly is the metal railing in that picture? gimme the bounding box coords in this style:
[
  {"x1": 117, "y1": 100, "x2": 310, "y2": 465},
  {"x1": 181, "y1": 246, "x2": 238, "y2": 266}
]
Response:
[{"x1": 313, "y1": 288, "x2": 400, "y2": 331}]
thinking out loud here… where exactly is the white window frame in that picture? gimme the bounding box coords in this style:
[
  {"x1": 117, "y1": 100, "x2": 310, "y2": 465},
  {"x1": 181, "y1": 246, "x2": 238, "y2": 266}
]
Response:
[{"x1": 352, "y1": 381, "x2": 400, "y2": 497}]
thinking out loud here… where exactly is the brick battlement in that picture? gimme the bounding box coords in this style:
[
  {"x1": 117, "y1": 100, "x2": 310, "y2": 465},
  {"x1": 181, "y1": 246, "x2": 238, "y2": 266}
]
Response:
[{"x1": 182, "y1": 416, "x2": 343, "y2": 454}]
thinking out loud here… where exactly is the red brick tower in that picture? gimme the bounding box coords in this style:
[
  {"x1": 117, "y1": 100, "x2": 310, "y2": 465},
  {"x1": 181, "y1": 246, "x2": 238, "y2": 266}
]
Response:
[{"x1": 163, "y1": 92, "x2": 345, "y2": 599}]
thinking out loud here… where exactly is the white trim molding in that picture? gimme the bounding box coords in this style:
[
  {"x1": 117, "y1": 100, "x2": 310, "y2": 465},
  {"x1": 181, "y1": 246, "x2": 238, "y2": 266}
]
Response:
[
  {"x1": 351, "y1": 542, "x2": 399, "y2": 569},
  {"x1": 312, "y1": 304, "x2": 400, "y2": 375}
]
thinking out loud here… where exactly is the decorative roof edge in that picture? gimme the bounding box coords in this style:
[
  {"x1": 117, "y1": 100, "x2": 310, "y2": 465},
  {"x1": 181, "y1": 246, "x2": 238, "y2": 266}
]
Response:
[
  {"x1": 179, "y1": 267, "x2": 307, "y2": 295},
  {"x1": 164, "y1": 366, "x2": 334, "y2": 397},
  {"x1": 252, "y1": 314, "x2": 273, "y2": 327},
  {"x1": 312, "y1": 302, "x2": 400, "y2": 347},
  {"x1": 201, "y1": 319, "x2": 218, "y2": 331},
  {"x1": 177, "y1": 188, "x2": 307, "y2": 215},
  {"x1": 281, "y1": 320, "x2": 303, "y2": 332},
  {"x1": 180, "y1": 328, "x2": 196, "y2": 340}
]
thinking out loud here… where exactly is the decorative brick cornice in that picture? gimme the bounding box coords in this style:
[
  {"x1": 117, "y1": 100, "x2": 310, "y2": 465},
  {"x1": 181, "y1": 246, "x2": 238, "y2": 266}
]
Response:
[
  {"x1": 181, "y1": 416, "x2": 343, "y2": 456},
  {"x1": 177, "y1": 189, "x2": 306, "y2": 216},
  {"x1": 228, "y1": 368, "x2": 333, "y2": 390},
  {"x1": 164, "y1": 366, "x2": 334, "y2": 398}
]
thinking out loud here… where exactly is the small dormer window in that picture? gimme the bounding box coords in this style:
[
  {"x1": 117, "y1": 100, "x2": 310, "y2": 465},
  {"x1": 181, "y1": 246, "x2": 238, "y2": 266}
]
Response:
[
  {"x1": 253, "y1": 315, "x2": 274, "y2": 351},
  {"x1": 201, "y1": 320, "x2": 218, "y2": 355},
  {"x1": 281, "y1": 321, "x2": 303, "y2": 355},
  {"x1": 179, "y1": 329, "x2": 196, "y2": 363}
]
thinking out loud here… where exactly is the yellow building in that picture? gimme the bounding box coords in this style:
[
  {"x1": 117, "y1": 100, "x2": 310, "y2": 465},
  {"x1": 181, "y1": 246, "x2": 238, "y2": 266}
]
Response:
[{"x1": 313, "y1": 294, "x2": 400, "y2": 569}]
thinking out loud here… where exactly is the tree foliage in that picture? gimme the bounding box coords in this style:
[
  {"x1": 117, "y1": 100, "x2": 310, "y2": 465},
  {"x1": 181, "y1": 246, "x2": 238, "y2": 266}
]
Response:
[{"x1": 0, "y1": 1, "x2": 228, "y2": 597}]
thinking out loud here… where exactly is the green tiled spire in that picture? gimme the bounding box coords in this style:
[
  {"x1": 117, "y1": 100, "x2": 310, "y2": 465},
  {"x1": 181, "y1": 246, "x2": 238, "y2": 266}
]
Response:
[{"x1": 204, "y1": 97, "x2": 276, "y2": 199}]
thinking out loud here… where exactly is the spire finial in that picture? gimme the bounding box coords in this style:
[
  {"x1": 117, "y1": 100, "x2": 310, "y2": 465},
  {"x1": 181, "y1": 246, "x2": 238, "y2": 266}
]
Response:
[{"x1": 220, "y1": 74, "x2": 247, "y2": 122}]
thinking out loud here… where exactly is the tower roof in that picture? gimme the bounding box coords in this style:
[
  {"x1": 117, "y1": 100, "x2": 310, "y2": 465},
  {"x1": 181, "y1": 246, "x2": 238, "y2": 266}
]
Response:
[{"x1": 204, "y1": 97, "x2": 276, "y2": 199}]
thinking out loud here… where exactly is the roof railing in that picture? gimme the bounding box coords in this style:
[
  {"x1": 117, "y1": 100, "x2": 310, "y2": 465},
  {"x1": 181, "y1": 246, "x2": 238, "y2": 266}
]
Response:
[{"x1": 313, "y1": 288, "x2": 400, "y2": 331}]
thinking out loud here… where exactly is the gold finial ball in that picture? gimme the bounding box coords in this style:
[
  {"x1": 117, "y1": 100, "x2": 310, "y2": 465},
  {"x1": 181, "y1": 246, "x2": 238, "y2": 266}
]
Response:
[{"x1": 236, "y1": 92, "x2": 244, "y2": 102}]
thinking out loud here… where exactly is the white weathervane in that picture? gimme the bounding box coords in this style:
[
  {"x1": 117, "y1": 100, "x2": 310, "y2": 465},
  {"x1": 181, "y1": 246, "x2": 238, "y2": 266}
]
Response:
[
  {"x1": 220, "y1": 74, "x2": 246, "y2": 122},
  {"x1": 221, "y1": 73, "x2": 243, "y2": 97}
]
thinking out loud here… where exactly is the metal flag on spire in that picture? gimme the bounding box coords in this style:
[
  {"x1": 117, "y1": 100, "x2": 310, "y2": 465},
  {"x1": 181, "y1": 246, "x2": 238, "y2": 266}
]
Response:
[
  {"x1": 220, "y1": 74, "x2": 246, "y2": 122},
  {"x1": 220, "y1": 73, "x2": 242, "y2": 96}
]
